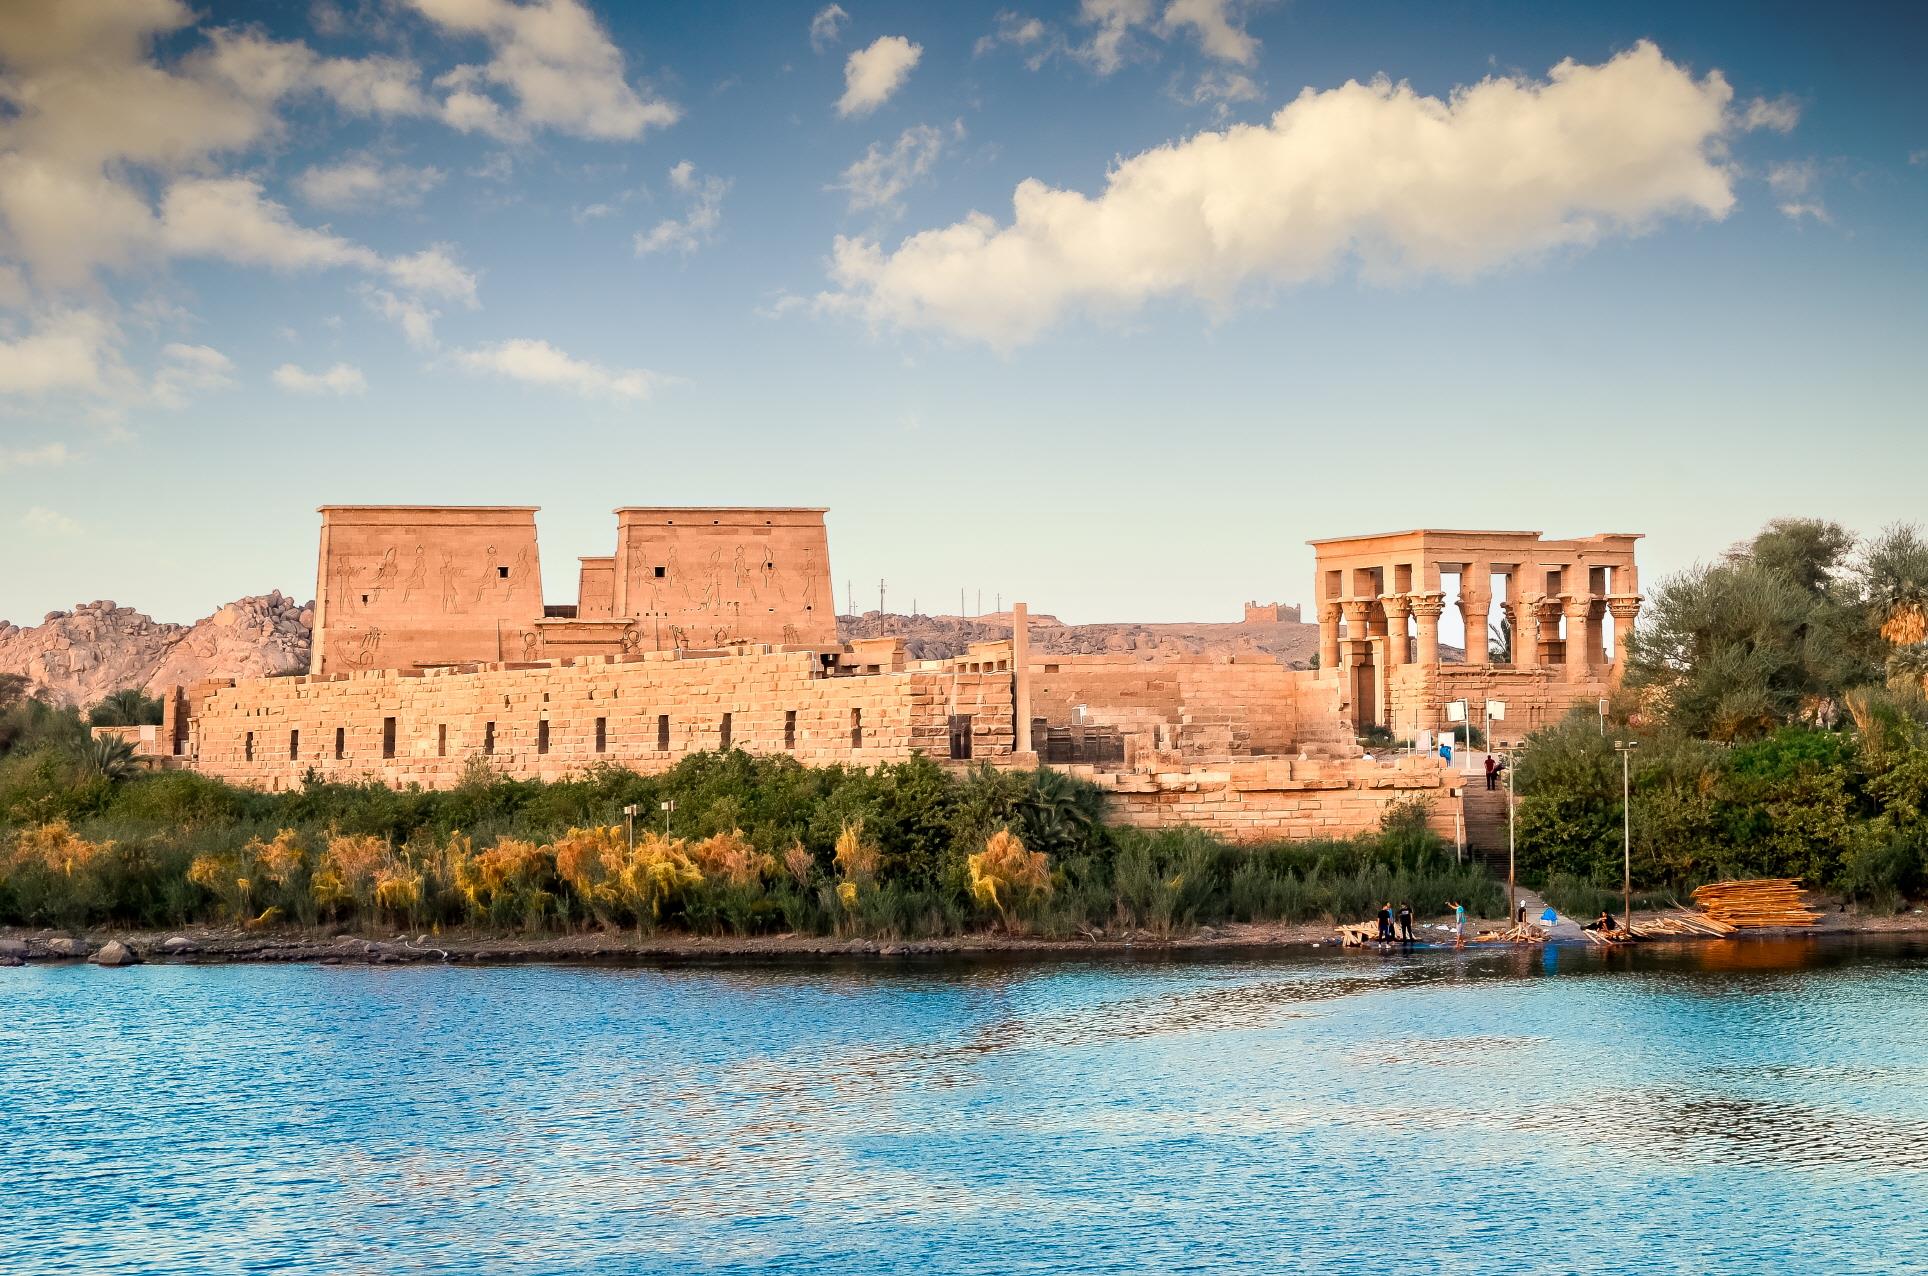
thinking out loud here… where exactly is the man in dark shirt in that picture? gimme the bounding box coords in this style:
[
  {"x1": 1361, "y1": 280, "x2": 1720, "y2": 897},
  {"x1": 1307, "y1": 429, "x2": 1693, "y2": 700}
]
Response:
[
  {"x1": 1377, "y1": 903, "x2": 1393, "y2": 941},
  {"x1": 1397, "y1": 902, "x2": 1416, "y2": 942}
]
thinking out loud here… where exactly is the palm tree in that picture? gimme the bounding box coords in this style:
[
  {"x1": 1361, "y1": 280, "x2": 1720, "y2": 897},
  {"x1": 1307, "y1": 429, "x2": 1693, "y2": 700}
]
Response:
[
  {"x1": 88, "y1": 688, "x2": 162, "y2": 727},
  {"x1": 83, "y1": 734, "x2": 141, "y2": 782},
  {"x1": 1488, "y1": 614, "x2": 1513, "y2": 663}
]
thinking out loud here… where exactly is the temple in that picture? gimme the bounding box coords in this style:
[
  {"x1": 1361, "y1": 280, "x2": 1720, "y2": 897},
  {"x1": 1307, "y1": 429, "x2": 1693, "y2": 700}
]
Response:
[
  {"x1": 1309, "y1": 529, "x2": 1642, "y2": 746},
  {"x1": 148, "y1": 506, "x2": 1642, "y2": 847}
]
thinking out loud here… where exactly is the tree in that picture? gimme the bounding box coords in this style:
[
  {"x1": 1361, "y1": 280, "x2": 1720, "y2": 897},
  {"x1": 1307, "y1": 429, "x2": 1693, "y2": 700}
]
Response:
[{"x1": 88, "y1": 688, "x2": 163, "y2": 727}]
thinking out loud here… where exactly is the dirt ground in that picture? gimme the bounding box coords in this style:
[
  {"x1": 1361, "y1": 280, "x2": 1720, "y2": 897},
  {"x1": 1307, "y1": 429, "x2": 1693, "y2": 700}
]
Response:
[{"x1": 4, "y1": 901, "x2": 1924, "y2": 966}]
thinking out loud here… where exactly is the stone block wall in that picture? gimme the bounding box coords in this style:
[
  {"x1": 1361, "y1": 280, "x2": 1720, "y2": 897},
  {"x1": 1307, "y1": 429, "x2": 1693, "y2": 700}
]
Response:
[
  {"x1": 1028, "y1": 655, "x2": 1349, "y2": 758},
  {"x1": 1385, "y1": 664, "x2": 1608, "y2": 749},
  {"x1": 1068, "y1": 755, "x2": 1464, "y2": 844},
  {"x1": 180, "y1": 648, "x2": 1013, "y2": 791}
]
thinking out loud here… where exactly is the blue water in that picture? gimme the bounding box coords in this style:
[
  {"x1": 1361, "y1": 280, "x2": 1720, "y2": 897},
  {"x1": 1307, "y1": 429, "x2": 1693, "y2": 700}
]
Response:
[{"x1": 4, "y1": 938, "x2": 1926, "y2": 1274}]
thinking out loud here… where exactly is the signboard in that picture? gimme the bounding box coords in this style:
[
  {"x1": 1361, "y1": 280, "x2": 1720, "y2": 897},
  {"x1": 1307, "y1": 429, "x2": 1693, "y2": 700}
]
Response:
[
  {"x1": 1488, "y1": 700, "x2": 1507, "y2": 721},
  {"x1": 1446, "y1": 700, "x2": 1467, "y2": 723}
]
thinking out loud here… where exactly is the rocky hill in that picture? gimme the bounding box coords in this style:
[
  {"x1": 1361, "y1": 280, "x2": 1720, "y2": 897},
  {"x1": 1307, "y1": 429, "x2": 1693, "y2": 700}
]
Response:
[
  {"x1": 835, "y1": 610, "x2": 1322, "y2": 665},
  {"x1": 0, "y1": 595, "x2": 1324, "y2": 709},
  {"x1": 0, "y1": 594, "x2": 314, "y2": 707}
]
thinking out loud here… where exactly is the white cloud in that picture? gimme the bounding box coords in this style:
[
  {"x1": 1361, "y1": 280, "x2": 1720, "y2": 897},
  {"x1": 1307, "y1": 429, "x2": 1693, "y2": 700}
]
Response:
[
  {"x1": 1767, "y1": 159, "x2": 1829, "y2": 223},
  {"x1": 273, "y1": 361, "x2": 367, "y2": 394},
  {"x1": 454, "y1": 338, "x2": 660, "y2": 400},
  {"x1": 295, "y1": 158, "x2": 446, "y2": 209},
  {"x1": 809, "y1": 5, "x2": 849, "y2": 52},
  {"x1": 1078, "y1": 0, "x2": 1153, "y2": 74},
  {"x1": 0, "y1": 441, "x2": 75, "y2": 471},
  {"x1": 1184, "y1": 68, "x2": 1261, "y2": 109},
  {"x1": 838, "y1": 36, "x2": 922, "y2": 117},
  {"x1": 309, "y1": 53, "x2": 434, "y2": 117},
  {"x1": 1741, "y1": 95, "x2": 1801, "y2": 134},
  {"x1": 834, "y1": 124, "x2": 954, "y2": 214},
  {"x1": 151, "y1": 342, "x2": 236, "y2": 408},
  {"x1": 385, "y1": 244, "x2": 480, "y2": 304},
  {"x1": 1159, "y1": 0, "x2": 1258, "y2": 66},
  {"x1": 159, "y1": 177, "x2": 381, "y2": 271},
  {"x1": 407, "y1": 0, "x2": 679, "y2": 141},
  {"x1": 975, "y1": 11, "x2": 1048, "y2": 58},
  {"x1": 21, "y1": 506, "x2": 80, "y2": 538},
  {"x1": 361, "y1": 287, "x2": 442, "y2": 350},
  {"x1": 635, "y1": 162, "x2": 728, "y2": 255},
  {"x1": 819, "y1": 42, "x2": 1748, "y2": 347},
  {"x1": 0, "y1": 309, "x2": 121, "y2": 395}
]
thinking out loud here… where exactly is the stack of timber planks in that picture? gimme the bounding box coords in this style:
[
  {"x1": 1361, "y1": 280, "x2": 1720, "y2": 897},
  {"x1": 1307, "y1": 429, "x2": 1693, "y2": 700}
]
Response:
[{"x1": 1691, "y1": 878, "x2": 1821, "y2": 928}]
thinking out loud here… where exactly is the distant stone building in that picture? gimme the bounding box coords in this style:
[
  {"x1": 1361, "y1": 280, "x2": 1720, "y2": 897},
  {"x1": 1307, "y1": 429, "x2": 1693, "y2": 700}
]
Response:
[{"x1": 1242, "y1": 601, "x2": 1302, "y2": 625}]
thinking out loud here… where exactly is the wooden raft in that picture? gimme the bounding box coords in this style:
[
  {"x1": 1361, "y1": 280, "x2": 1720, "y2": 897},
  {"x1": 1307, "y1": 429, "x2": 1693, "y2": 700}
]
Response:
[{"x1": 1691, "y1": 878, "x2": 1821, "y2": 928}]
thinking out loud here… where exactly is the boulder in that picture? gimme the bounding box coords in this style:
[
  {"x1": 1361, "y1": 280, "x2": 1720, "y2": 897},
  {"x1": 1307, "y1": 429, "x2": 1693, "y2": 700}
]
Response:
[
  {"x1": 161, "y1": 935, "x2": 197, "y2": 955},
  {"x1": 0, "y1": 938, "x2": 26, "y2": 958},
  {"x1": 46, "y1": 936, "x2": 83, "y2": 957},
  {"x1": 90, "y1": 940, "x2": 141, "y2": 966}
]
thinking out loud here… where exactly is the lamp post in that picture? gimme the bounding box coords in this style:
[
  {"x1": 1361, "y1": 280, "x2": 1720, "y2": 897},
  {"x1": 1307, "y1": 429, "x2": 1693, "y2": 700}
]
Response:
[
  {"x1": 623, "y1": 803, "x2": 639, "y2": 853},
  {"x1": 1614, "y1": 739, "x2": 1638, "y2": 929}
]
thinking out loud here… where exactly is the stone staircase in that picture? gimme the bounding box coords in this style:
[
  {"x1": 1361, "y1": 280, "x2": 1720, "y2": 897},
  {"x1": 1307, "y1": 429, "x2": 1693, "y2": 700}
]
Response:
[{"x1": 1461, "y1": 767, "x2": 1512, "y2": 861}]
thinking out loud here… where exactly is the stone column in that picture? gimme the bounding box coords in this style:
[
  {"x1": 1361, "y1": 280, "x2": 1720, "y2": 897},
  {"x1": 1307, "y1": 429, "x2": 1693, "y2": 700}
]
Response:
[
  {"x1": 1318, "y1": 601, "x2": 1341, "y2": 671},
  {"x1": 1564, "y1": 596, "x2": 1595, "y2": 682},
  {"x1": 1410, "y1": 592, "x2": 1446, "y2": 667},
  {"x1": 1607, "y1": 595, "x2": 1643, "y2": 681},
  {"x1": 1380, "y1": 594, "x2": 1412, "y2": 667},
  {"x1": 1341, "y1": 599, "x2": 1374, "y2": 663},
  {"x1": 1457, "y1": 573, "x2": 1490, "y2": 666},
  {"x1": 1012, "y1": 602, "x2": 1032, "y2": 755},
  {"x1": 1514, "y1": 596, "x2": 1541, "y2": 667}
]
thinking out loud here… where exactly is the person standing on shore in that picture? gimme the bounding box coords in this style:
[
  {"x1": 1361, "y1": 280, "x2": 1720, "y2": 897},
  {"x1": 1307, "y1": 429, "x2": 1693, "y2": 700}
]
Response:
[
  {"x1": 1448, "y1": 899, "x2": 1466, "y2": 945},
  {"x1": 1397, "y1": 902, "x2": 1415, "y2": 942},
  {"x1": 1377, "y1": 902, "x2": 1393, "y2": 941}
]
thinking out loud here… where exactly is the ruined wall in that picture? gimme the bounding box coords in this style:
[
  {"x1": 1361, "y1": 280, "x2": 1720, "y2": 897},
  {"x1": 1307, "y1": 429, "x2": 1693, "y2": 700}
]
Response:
[
  {"x1": 612, "y1": 508, "x2": 837, "y2": 651},
  {"x1": 1028, "y1": 656, "x2": 1350, "y2": 758},
  {"x1": 1383, "y1": 664, "x2": 1608, "y2": 749},
  {"x1": 311, "y1": 507, "x2": 544, "y2": 676},
  {"x1": 182, "y1": 648, "x2": 1013, "y2": 791},
  {"x1": 1070, "y1": 756, "x2": 1463, "y2": 844}
]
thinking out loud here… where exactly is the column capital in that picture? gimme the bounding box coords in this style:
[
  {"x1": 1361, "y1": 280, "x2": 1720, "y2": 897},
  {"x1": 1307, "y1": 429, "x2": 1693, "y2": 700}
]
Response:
[
  {"x1": 1319, "y1": 600, "x2": 1343, "y2": 622},
  {"x1": 1606, "y1": 594, "x2": 1644, "y2": 620},
  {"x1": 1340, "y1": 598, "x2": 1374, "y2": 624},
  {"x1": 1379, "y1": 593, "x2": 1413, "y2": 620},
  {"x1": 1563, "y1": 595, "x2": 1595, "y2": 620},
  {"x1": 1409, "y1": 591, "x2": 1447, "y2": 620}
]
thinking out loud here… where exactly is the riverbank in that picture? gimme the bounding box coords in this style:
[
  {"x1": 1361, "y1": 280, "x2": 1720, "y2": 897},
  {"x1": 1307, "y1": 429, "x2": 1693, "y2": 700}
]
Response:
[{"x1": 6, "y1": 900, "x2": 1924, "y2": 966}]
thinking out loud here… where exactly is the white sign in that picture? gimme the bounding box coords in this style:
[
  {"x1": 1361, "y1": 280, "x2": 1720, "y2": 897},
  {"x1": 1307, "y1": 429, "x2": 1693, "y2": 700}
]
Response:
[
  {"x1": 1446, "y1": 700, "x2": 1467, "y2": 723},
  {"x1": 1416, "y1": 730, "x2": 1433, "y2": 753},
  {"x1": 1488, "y1": 700, "x2": 1507, "y2": 721}
]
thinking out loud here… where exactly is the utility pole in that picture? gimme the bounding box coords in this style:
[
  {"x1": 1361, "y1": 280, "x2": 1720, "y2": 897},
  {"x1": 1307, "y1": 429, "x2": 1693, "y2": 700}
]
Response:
[
  {"x1": 976, "y1": 589, "x2": 982, "y2": 616},
  {"x1": 1615, "y1": 739, "x2": 1639, "y2": 929},
  {"x1": 960, "y1": 587, "x2": 966, "y2": 618},
  {"x1": 879, "y1": 578, "x2": 886, "y2": 614},
  {"x1": 847, "y1": 579, "x2": 854, "y2": 615},
  {"x1": 996, "y1": 592, "x2": 1002, "y2": 615}
]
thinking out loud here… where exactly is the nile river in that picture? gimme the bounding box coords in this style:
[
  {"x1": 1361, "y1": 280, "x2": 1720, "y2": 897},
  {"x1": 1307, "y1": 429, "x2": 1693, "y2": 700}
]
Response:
[{"x1": 4, "y1": 938, "x2": 1925, "y2": 1274}]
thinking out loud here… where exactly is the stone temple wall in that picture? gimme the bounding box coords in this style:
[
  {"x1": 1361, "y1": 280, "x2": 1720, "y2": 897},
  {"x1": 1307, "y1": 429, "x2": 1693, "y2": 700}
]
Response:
[
  {"x1": 310, "y1": 506, "x2": 545, "y2": 676},
  {"x1": 611, "y1": 508, "x2": 837, "y2": 651},
  {"x1": 1028, "y1": 655, "x2": 1352, "y2": 759},
  {"x1": 1068, "y1": 755, "x2": 1464, "y2": 844},
  {"x1": 182, "y1": 647, "x2": 1014, "y2": 791}
]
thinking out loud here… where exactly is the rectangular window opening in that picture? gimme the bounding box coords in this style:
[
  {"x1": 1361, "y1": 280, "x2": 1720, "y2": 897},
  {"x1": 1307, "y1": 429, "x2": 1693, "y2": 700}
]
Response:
[
  {"x1": 483, "y1": 721, "x2": 496, "y2": 756},
  {"x1": 497, "y1": 565, "x2": 509, "y2": 579},
  {"x1": 382, "y1": 717, "x2": 397, "y2": 759},
  {"x1": 437, "y1": 724, "x2": 447, "y2": 757},
  {"x1": 334, "y1": 726, "x2": 345, "y2": 760},
  {"x1": 720, "y1": 712, "x2": 733, "y2": 751},
  {"x1": 949, "y1": 714, "x2": 973, "y2": 761},
  {"x1": 595, "y1": 716, "x2": 607, "y2": 753},
  {"x1": 784, "y1": 710, "x2": 796, "y2": 751},
  {"x1": 244, "y1": 731, "x2": 254, "y2": 763},
  {"x1": 653, "y1": 565, "x2": 666, "y2": 578},
  {"x1": 289, "y1": 729, "x2": 300, "y2": 761},
  {"x1": 657, "y1": 714, "x2": 670, "y2": 751},
  {"x1": 850, "y1": 708, "x2": 863, "y2": 749},
  {"x1": 537, "y1": 720, "x2": 550, "y2": 755}
]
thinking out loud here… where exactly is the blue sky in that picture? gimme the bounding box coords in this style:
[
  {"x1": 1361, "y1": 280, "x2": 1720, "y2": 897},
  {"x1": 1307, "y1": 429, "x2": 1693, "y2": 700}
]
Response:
[{"x1": 1, "y1": 0, "x2": 1923, "y2": 634}]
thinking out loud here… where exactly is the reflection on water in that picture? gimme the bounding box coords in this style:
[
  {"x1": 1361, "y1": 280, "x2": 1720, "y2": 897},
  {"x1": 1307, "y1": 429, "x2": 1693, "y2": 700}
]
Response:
[{"x1": 2, "y1": 937, "x2": 1923, "y2": 1274}]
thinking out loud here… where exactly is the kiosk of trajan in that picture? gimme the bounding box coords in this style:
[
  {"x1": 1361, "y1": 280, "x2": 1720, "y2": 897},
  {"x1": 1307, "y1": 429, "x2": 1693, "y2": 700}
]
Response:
[{"x1": 153, "y1": 507, "x2": 1639, "y2": 844}]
